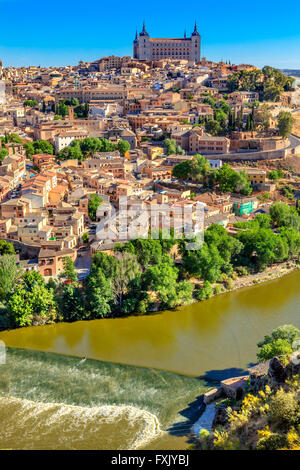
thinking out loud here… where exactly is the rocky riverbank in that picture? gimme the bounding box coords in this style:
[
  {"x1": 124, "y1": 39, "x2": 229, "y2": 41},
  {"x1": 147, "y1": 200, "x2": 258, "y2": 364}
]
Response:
[{"x1": 190, "y1": 353, "x2": 300, "y2": 448}]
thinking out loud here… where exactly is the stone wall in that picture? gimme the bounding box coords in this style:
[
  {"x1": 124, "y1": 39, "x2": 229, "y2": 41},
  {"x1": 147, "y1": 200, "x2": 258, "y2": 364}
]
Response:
[
  {"x1": 205, "y1": 147, "x2": 293, "y2": 162},
  {"x1": 4, "y1": 238, "x2": 40, "y2": 259}
]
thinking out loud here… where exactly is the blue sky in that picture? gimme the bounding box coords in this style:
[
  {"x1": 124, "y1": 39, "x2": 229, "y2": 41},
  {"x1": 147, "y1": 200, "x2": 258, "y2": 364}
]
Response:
[{"x1": 0, "y1": 0, "x2": 300, "y2": 69}]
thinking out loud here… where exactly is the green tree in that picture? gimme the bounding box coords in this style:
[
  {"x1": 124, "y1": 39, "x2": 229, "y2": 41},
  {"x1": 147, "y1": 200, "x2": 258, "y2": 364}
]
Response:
[
  {"x1": 88, "y1": 194, "x2": 103, "y2": 221},
  {"x1": 205, "y1": 119, "x2": 222, "y2": 136},
  {"x1": 257, "y1": 338, "x2": 293, "y2": 361},
  {"x1": 82, "y1": 233, "x2": 89, "y2": 244},
  {"x1": 277, "y1": 111, "x2": 295, "y2": 139},
  {"x1": 0, "y1": 254, "x2": 22, "y2": 301},
  {"x1": 270, "y1": 202, "x2": 293, "y2": 226},
  {"x1": 280, "y1": 227, "x2": 300, "y2": 257},
  {"x1": 56, "y1": 141, "x2": 83, "y2": 161},
  {"x1": 22, "y1": 271, "x2": 45, "y2": 290},
  {"x1": 117, "y1": 139, "x2": 130, "y2": 155},
  {"x1": 196, "y1": 280, "x2": 213, "y2": 301},
  {"x1": 143, "y1": 262, "x2": 180, "y2": 308},
  {"x1": 23, "y1": 99, "x2": 38, "y2": 108},
  {"x1": 256, "y1": 213, "x2": 271, "y2": 229},
  {"x1": 2, "y1": 133, "x2": 23, "y2": 144},
  {"x1": 121, "y1": 239, "x2": 163, "y2": 269},
  {"x1": 7, "y1": 280, "x2": 56, "y2": 327},
  {"x1": 0, "y1": 240, "x2": 15, "y2": 255},
  {"x1": 236, "y1": 106, "x2": 244, "y2": 130},
  {"x1": 0, "y1": 148, "x2": 8, "y2": 161},
  {"x1": 60, "y1": 257, "x2": 77, "y2": 283},
  {"x1": 237, "y1": 227, "x2": 288, "y2": 270},
  {"x1": 172, "y1": 160, "x2": 192, "y2": 180},
  {"x1": 113, "y1": 252, "x2": 141, "y2": 310},
  {"x1": 215, "y1": 164, "x2": 251, "y2": 194},
  {"x1": 57, "y1": 284, "x2": 86, "y2": 322},
  {"x1": 57, "y1": 100, "x2": 69, "y2": 117},
  {"x1": 258, "y1": 324, "x2": 300, "y2": 348},
  {"x1": 91, "y1": 251, "x2": 119, "y2": 279},
  {"x1": 235, "y1": 170, "x2": 252, "y2": 196},
  {"x1": 164, "y1": 138, "x2": 185, "y2": 155},
  {"x1": 80, "y1": 137, "x2": 103, "y2": 156},
  {"x1": 24, "y1": 140, "x2": 54, "y2": 156},
  {"x1": 176, "y1": 280, "x2": 194, "y2": 305},
  {"x1": 86, "y1": 267, "x2": 114, "y2": 318},
  {"x1": 214, "y1": 109, "x2": 227, "y2": 128},
  {"x1": 204, "y1": 224, "x2": 243, "y2": 263},
  {"x1": 256, "y1": 104, "x2": 272, "y2": 132},
  {"x1": 190, "y1": 154, "x2": 210, "y2": 181},
  {"x1": 183, "y1": 243, "x2": 224, "y2": 282}
]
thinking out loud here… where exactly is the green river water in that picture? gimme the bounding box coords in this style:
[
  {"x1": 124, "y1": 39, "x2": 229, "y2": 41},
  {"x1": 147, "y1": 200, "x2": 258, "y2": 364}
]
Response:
[{"x1": 0, "y1": 269, "x2": 300, "y2": 449}]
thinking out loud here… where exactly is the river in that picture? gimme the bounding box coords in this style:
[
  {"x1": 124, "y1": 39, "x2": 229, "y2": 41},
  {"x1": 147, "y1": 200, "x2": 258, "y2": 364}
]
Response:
[{"x1": 0, "y1": 269, "x2": 300, "y2": 449}]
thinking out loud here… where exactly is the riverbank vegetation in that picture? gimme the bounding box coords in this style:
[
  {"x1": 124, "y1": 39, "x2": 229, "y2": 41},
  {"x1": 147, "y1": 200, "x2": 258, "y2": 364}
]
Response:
[
  {"x1": 1, "y1": 202, "x2": 300, "y2": 329},
  {"x1": 196, "y1": 324, "x2": 300, "y2": 450}
]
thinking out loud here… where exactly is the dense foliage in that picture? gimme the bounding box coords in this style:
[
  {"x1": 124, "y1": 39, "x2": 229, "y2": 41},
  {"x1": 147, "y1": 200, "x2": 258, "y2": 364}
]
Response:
[
  {"x1": 173, "y1": 159, "x2": 253, "y2": 196},
  {"x1": 56, "y1": 137, "x2": 130, "y2": 160},
  {"x1": 257, "y1": 325, "x2": 300, "y2": 361},
  {"x1": 227, "y1": 66, "x2": 294, "y2": 102},
  {"x1": 164, "y1": 138, "x2": 185, "y2": 155},
  {"x1": 172, "y1": 154, "x2": 209, "y2": 181},
  {"x1": 24, "y1": 139, "x2": 54, "y2": 156}
]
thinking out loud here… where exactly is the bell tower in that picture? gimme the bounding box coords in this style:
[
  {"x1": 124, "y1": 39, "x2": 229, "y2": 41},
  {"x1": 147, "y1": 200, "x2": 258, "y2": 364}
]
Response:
[
  {"x1": 136, "y1": 22, "x2": 150, "y2": 60},
  {"x1": 133, "y1": 30, "x2": 139, "y2": 59},
  {"x1": 191, "y1": 21, "x2": 201, "y2": 63}
]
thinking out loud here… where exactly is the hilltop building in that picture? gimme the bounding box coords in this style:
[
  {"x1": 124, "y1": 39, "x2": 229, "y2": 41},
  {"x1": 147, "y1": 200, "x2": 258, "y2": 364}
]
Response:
[{"x1": 133, "y1": 22, "x2": 200, "y2": 63}]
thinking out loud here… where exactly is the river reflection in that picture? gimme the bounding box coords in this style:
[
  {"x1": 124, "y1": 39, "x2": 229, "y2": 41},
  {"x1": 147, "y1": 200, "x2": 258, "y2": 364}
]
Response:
[{"x1": 1, "y1": 270, "x2": 300, "y2": 377}]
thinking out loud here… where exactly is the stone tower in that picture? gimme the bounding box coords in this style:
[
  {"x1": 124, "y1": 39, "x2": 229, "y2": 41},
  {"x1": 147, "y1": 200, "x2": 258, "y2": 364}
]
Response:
[
  {"x1": 190, "y1": 21, "x2": 201, "y2": 63},
  {"x1": 134, "y1": 22, "x2": 150, "y2": 60}
]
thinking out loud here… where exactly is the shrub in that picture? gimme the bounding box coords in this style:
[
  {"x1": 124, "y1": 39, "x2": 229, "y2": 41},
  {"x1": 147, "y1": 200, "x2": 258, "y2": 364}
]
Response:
[
  {"x1": 222, "y1": 274, "x2": 234, "y2": 290},
  {"x1": 257, "y1": 339, "x2": 293, "y2": 361},
  {"x1": 256, "y1": 433, "x2": 287, "y2": 450},
  {"x1": 82, "y1": 232, "x2": 89, "y2": 244},
  {"x1": 196, "y1": 281, "x2": 213, "y2": 301},
  {"x1": 213, "y1": 430, "x2": 240, "y2": 450},
  {"x1": 235, "y1": 266, "x2": 249, "y2": 277},
  {"x1": 269, "y1": 389, "x2": 299, "y2": 427},
  {"x1": 214, "y1": 285, "x2": 222, "y2": 295}
]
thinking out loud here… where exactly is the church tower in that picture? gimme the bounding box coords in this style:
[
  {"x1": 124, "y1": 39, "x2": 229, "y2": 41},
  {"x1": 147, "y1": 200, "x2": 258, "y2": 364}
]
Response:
[
  {"x1": 133, "y1": 30, "x2": 139, "y2": 59},
  {"x1": 135, "y1": 22, "x2": 151, "y2": 60},
  {"x1": 190, "y1": 21, "x2": 201, "y2": 62}
]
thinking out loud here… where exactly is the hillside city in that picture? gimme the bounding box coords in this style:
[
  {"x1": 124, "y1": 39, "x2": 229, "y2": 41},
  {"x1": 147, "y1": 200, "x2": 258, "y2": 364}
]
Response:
[
  {"x1": 2, "y1": 17, "x2": 300, "y2": 454},
  {"x1": 1, "y1": 24, "x2": 300, "y2": 328}
]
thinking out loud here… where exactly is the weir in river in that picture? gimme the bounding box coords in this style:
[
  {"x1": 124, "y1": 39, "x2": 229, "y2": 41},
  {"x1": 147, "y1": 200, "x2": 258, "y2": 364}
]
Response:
[{"x1": 1, "y1": 269, "x2": 300, "y2": 449}]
